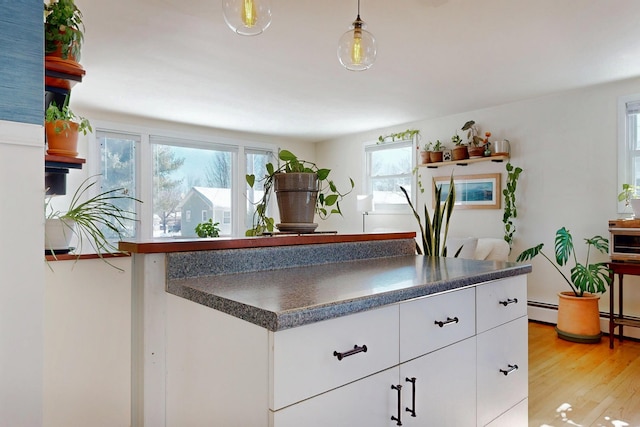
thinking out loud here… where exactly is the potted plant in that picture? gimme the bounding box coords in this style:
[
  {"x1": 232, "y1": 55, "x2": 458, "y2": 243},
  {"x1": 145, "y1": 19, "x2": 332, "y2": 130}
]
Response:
[
  {"x1": 45, "y1": 96, "x2": 92, "y2": 157},
  {"x1": 246, "y1": 150, "x2": 354, "y2": 236},
  {"x1": 195, "y1": 218, "x2": 220, "y2": 238},
  {"x1": 462, "y1": 120, "x2": 485, "y2": 158},
  {"x1": 419, "y1": 142, "x2": 432, "y2": 164},
  {"x1": 450, "y1": 134, "x2": 468, "y2": 161},
  {"x1": 46, "y1": 176, "x2": 141, "y2": 270},
  {"x1": 516, "y1": 227, "x2": 611, "y2": 343},
  {"x1": 618, "y1": 183, "x2": 640, "y2": 217},
  {"x1": 44, "y1": 0, "x2": 85, "y2": 62},
  {"x1": 399, "y1": 175, "x2": 456, "y2": 256},
  {"x1": 429, "y1": 140, "x2": 444, "y2": 163}
]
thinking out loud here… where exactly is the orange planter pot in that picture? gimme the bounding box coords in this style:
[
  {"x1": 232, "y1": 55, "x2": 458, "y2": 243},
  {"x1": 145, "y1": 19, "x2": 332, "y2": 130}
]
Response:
[
  {"x1": 556, "y1": 291, "x2": 602, "y2": 343},
  {"x1": 46, "y1": 120, "x2": 79, "y2": 157}
]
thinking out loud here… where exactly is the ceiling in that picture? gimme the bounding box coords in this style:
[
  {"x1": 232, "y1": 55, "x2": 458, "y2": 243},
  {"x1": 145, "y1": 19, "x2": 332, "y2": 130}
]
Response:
[{"x1": 73, "y1": 0, "x2": 640, "y2": 142}]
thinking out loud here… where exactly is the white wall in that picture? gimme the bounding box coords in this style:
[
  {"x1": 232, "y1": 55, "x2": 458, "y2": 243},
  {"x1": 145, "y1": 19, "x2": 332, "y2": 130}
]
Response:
[
  {"x1": 317, "y1": 76, "x2": 640, "y2": 319},
  {"x1": 44, "y1": 257, "x2": 131, "y2": 427},
  {"x1": 0, "y1": 121, "x2": 44, "y2": 426}
]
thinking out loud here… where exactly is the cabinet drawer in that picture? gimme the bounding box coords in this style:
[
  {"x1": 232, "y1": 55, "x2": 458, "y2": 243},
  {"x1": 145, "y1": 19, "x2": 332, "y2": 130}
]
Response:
[
  {"x1": 477, "y1": 316, "x2": 528, "y2": 427},
  {"x1": 399, "y1": 287, "x2": 475, "y2": 362},
  {"x1": 484, "y1": 398, "x2": 527, "y2": 427},
  {"x1": 270, "y1": 304, "x2": 399, "y2": 410},
  {"x1": 477, "y1": 276, "x2": 527, "y2": 333}
]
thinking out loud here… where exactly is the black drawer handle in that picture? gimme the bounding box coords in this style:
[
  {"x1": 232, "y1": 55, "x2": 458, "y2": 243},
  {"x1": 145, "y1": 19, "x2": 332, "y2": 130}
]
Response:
[
  {"x1": 333, "y1": 344, "x2": 367, "y2": 361},
  {"x1": 499, "y1": 364, "x2": 519, "y2": 376},
  {"x1": 434, "y1": 316, "x2": 459, "y2": 327},
  {"x1": 391, "y1": 384, "x2": 403, "y2": 425},
  {"x1": 499, "y1": 298, "x2": 518, "y2": 306},
  {"x1": 405, "y1": 377, "x2": 417, "y2": 418}
]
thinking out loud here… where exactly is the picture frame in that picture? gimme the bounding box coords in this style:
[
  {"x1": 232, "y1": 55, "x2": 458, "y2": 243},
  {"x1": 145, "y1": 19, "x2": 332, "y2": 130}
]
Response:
[{"x1": 433, "y1": 173, "x2": 501, "y2": 209}]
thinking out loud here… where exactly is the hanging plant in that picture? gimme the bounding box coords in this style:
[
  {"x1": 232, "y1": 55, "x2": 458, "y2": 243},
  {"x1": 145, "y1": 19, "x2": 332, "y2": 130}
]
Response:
[
  {"x1": 503, "y1": 162, "x2": 523, "y2": 248},
  {"x1": 378, "y1": 129, "x2": 421, "y2": 144}
]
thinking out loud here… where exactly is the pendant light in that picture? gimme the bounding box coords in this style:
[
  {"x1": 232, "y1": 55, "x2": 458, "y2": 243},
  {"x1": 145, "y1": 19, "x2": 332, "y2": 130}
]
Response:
[
  {"x1": 222, "y1": 0, "x2": 272, "y2": 36},
  {"x1": 337, "y1": 0, "x2": 377, "y2": 71}
]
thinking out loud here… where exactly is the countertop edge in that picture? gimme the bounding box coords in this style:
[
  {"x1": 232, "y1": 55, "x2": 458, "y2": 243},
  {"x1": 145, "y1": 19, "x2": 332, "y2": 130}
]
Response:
[{"x1": 168, "y1": 263, "x2": 532, "y2": 332}]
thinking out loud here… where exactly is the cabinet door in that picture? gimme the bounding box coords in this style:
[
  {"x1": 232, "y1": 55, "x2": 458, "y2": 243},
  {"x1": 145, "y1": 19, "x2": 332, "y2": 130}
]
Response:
[
  {"x1": 270, "y1": 367, "x2": 398, "y2": 427},
  {"x1": 399, "y1": 336, "x2": 476, "y2": 427},
  {"x1": 477, "y1": 316, "x2": 528, "y2": 426}
]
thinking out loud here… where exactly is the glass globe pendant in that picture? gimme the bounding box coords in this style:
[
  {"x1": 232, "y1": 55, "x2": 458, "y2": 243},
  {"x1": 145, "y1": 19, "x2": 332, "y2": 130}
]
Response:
[
  {"x1": 222, "y1": 0, "x2": 272, "y2": 36},
  {"x1": 337, "y1": 1, "x2": 376, "y2": 71}
]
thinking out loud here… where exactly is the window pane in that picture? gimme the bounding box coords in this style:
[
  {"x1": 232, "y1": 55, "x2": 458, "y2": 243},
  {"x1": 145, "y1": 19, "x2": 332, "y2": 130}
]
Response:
[
  {"x1": 98, "y1": 133, "x2": 137, "y2": 239},
  {"x1": 245, "y1": 150, "x2": 273, "y2": 232},
  {"x1": 371, "y1": 145, "x2": 412, "y2": 177},
  {"x1": 366, "y1": 141, "x2": 413, "y2": 210},
  {"x1": 152, "y1": 143, "x2": 233, "y2": 238}
]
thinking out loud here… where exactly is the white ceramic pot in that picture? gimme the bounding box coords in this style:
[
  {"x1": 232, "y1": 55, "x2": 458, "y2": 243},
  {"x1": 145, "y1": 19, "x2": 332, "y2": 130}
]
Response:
[
  {"x1": 631, "y1": 199, "x2": 640, "y2": 217},
  {"x1": 45, "y1": 218, "x2": 76, "y2": 252}
]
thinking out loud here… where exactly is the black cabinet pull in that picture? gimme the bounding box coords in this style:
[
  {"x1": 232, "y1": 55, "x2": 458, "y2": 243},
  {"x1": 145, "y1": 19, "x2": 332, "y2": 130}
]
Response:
[
  {"x1": 391, "y1": 384, "x2": 403, "y2": 425},
  {"x1": 499, "y1": 298, "x2": 518, "y2": 306},
  {"x1": 333, "y1": 344, "x2": 367, "y2": 361},
  {"x1": 434, "y1": 316, "x2": 459, "y2": 327},
  {"x1": 499, "y1": 364, "x2": 519, "y2": 376},
  {"x1": 405, "y1": 377, "x2": 417, "y2": 417}
]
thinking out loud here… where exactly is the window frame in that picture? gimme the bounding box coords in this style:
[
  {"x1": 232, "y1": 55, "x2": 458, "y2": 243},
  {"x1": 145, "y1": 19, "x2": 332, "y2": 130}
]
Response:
[
  {"x1": 363, "y1": 137, "x2": 417, "y2": 214},
  {"x1": 89, "y1": 119, "x2": 276, "y2": 240},
  {"x1": 617, "y1": 93, "x2": 640, "y2": 213}
]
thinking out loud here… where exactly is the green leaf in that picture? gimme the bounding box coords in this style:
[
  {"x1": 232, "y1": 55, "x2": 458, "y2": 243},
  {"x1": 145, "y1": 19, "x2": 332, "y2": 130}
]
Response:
[
  {"x1": 246, "y1": 174, "x2": 255, "y2": 187},
  {"x1": 279, "y1": 150, "x2": 297, "y2": 162},
  {"x1": 554, "y1": 227, "x2": 573, "y2": 266},
  {"x1": 516, "y1": 243, "x2": 544, "y2": 262},
  {"x1": 324, "y1": 194, "x2": 338, "y2": 206},
  {"x1": 316, "y1": 169, "x2": 330, "y2": 180},
  {"x1": 266, "y1": 163, "x2": 274, "y2": 176}
]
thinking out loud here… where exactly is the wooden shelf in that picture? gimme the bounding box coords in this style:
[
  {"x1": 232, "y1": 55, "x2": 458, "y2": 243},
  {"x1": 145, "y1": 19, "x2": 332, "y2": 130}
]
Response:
[
  {"x1": 45, "y1": 155, "x2": 86, "y2": 196},
  {"x1": 419, "y1": 154, "x2": 509, "y2": 168}
]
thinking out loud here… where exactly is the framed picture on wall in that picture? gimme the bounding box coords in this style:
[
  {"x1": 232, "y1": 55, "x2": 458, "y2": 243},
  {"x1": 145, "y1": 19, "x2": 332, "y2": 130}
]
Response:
[{"x1": 433, "y1": 173, "x2": 501, "y2": 209}]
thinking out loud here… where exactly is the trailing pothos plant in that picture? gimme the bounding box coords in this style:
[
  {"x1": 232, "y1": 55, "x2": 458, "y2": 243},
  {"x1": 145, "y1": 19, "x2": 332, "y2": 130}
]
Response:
[
  {"x1": 516, "y1": 227, "x2": 611, "y2": 297},
  {"x1": 245, "y1": 150, "x2": 354, "y2": 236},
  {"x1": 503, "y1": 162, "x2": 523, "y2": 248},
  {"x1": 378, "y1": 129, "x2": 421, "y2": 144},
  {"x1": 400, "y1": 175, "x2": 457, "y2": 256}
]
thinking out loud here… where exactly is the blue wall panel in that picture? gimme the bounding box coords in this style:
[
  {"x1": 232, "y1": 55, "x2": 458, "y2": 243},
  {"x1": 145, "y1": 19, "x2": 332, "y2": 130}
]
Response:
[{"x1": 0, "y1": 0, "x2": 43, "y2": 125}]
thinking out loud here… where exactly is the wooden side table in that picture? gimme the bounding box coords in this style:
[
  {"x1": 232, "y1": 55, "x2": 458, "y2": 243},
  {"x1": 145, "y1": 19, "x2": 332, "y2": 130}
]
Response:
[{"x1": 608, "y1": 262, "x2": 640, "y2": 348}]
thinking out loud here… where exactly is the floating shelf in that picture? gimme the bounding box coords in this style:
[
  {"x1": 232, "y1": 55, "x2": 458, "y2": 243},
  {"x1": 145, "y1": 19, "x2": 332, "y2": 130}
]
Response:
[
  {"x1": 419, "y1": 154, "x2": 509, "y2": 168},
  {"x1": 45, "y1": 155, "x2": 86, "y2": 196}
]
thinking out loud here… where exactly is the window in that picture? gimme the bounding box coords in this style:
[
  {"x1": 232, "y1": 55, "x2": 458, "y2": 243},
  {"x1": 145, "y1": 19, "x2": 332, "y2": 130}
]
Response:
[
  {"x1": 96, "y1": 131, "x2": 139, "y2": 239},
  {"x1": 618, "y1": 94, "x2": 640, "y2": 212},
  {"x1": 364, "y1": 139, "x2": 415, "y2": 212},
  {"x1": 245, "y1": 149, "x2": 275, "y2": 230},
  {"x1": 97, "y1": 125, "x2": 274, "y2": 242}
]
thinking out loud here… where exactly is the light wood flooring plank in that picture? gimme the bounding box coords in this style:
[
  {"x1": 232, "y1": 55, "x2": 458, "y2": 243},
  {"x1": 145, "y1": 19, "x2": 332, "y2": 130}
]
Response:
[{"x1": 529, "y1": 321, "x2": 640, "y2": 427}]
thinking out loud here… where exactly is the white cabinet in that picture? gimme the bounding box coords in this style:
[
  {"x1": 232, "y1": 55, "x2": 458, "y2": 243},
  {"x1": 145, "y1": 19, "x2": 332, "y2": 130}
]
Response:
[
  {"x1": 166, "y1": 276, "x2": 528, "y2": 427},
  {"x1": 400, "y1": 337, "x2": 477, "y2": 426}
]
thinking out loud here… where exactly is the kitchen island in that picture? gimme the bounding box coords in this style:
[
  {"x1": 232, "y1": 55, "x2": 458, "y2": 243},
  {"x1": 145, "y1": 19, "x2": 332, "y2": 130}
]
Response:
[{"x1": 120, "y1": 232, "x2": 531, "y2": 427}]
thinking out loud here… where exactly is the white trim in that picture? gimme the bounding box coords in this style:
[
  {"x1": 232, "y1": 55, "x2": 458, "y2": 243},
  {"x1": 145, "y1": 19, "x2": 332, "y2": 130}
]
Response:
[{"x1": 0, "y1": 119, "x2": 43, "y2": 148}]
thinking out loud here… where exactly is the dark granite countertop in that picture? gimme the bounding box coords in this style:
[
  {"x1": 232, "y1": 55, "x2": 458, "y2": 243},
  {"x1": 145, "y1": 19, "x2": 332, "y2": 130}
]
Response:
[{"x1": 168, "y1": 255, "x2": 532, "y2": 332}]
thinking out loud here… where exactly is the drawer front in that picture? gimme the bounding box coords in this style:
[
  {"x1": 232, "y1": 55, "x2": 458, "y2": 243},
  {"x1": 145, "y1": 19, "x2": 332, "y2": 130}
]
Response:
[
  {"x1": 477, "y1": 276, "x2": 527, "y2": 333},
  {"x1": 271, "y1": 304, "x2": 399, "y2": 410},
  {"x1": 400, "y1": 287, "x2": 475, "y2": 362},
  {"x1": 484, "y1": 398, "x2": 527, "y2": 427},
  {"x1": 477, "y1": 316, "x2": 528, "y2": 427}
]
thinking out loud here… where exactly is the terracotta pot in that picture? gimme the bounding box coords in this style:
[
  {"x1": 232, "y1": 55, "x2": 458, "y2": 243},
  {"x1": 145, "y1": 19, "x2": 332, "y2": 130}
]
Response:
[
  {"x1": 468, "y1": 146, "x2": 484, "y2": 158},
  {"x1": 429, "y1": 151, "x2": 444, "y2": 163},
  {"x1": 420, "y1": 151, "x2": 430, "y2": 164},
  {"x1": 556, "y1": 291, "x2": 602, "y2": 343},
  {"x1": 274, "y1": 173, "x2": 319, "y2": 233},
  {"x1": 46, "y1": 120, "x2": 79, "y2": 157},
  {"x1": 451, "y1": 146, "x2": 469, "y2": 161}
]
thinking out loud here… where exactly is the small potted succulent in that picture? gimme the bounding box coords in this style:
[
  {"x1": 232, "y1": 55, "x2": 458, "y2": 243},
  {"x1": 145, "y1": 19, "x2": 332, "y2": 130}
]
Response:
[
  {"x1": 451, "y1": 134, "x2": 468, "y2": 161},
  {"x1": 246, "y1": 150, "x2": 354, "y2": 236},
  {"x1": 429, "y1": 140, "x2": 444, "y2": 163}
]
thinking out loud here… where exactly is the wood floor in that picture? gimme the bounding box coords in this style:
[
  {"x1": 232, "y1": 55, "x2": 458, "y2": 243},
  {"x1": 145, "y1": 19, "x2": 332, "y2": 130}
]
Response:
[{"x1": 529, "y1": 321, "x2": 640, "y2": 427}]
